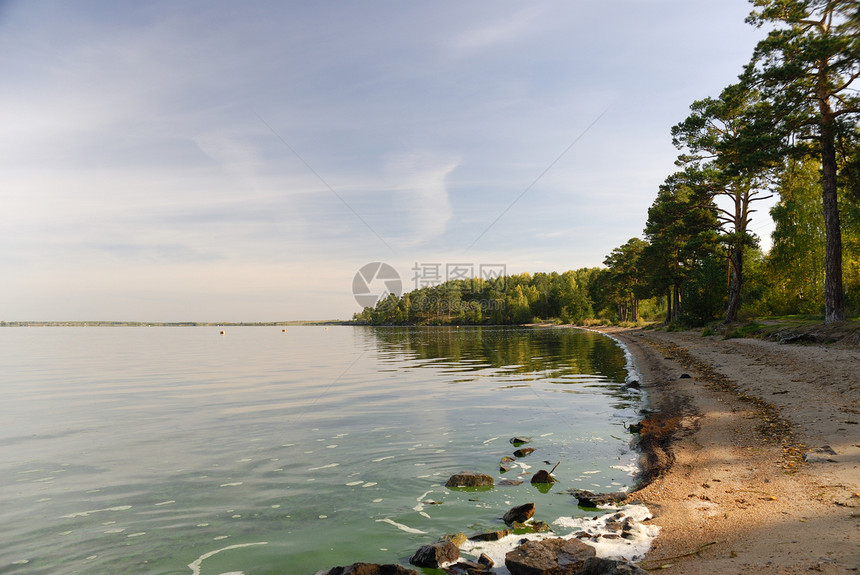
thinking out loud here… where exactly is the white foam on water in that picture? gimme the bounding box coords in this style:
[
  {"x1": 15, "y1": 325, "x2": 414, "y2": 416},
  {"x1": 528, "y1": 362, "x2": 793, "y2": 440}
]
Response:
[
  {"x1": 461, "y1": 505, "x2": 658, "y2": 574},
  {"x1": 188, "y1": 542, "x2": 267, "y2": 575},
  {"x1": 346, "y1": 480, "x2": 364, "y2": 486},
  {"x1": 375, "y1": 518, "x2": 427, "y2": 535},
  {"x1": 61, "y1": 505, "x2": 132, "y2": 519},
  {"x1": 127, "y1": 532, "x2": 146, "y2": 538},
  {"x1": 362, "y1": 482, "x2": 377, "y2": 488},
  {"x1": 372, "y1": 456, "x2": 395, "y2": 462},
  {"x1": 308, "y1": 463, "x2": 339, "y2": 471},
  {"x1": 155, "y1": 500, "x2": 176, "y2": 506},
  {"x1": 483, "y1": 436, "x2": 500, "y2": 444},
  {"x1": 554, "y1": 504, "x2": 659, "y2": 560},
  {"x1": 220, "y1": 482, "x2": 243, "y2": 487},
  {"x1": 610, "y1": 463, "x2": 639, "y2": 476}
]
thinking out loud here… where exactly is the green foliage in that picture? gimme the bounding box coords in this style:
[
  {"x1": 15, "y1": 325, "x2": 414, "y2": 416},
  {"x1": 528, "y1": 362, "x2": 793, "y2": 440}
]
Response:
[{"x1": 351, "y1": 269, "x2": 598, "y2": 326}]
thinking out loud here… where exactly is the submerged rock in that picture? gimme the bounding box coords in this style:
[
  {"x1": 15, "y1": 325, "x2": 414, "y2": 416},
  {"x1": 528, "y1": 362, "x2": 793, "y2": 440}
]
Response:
[
  {"x1": 510, "y1": 436, "x2": 532, "y2": 446},
  {"x1": 315, "y1": 563, "x2": 419, "y2": 575},
  {"x1": 445, "y1": 472, "x2": 495, "y2": 488},
  {"x1": 498, "y1": 479, "x2": 524, "y2": 486},
  {"x1": 513, "y1": 447, "x2": 536, "y2": 458},
  {"x1": 505, "y1": 538, "x2": 595, "y2": 575},
  {"x1": 409, "y1": 541, "x2": 459, "y2": 568},
  {"x1": 503, "y1": 502, "x2": 536, "y2": 525},
  {"x1": 570, "y1": 490, "x2": 627, "y2": 508}
]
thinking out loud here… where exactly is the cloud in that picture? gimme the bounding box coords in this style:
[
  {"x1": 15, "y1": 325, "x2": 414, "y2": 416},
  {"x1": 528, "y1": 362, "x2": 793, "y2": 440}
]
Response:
[
  {"x1": 382, "y1": 153, "x2": 459, "y2": 247},
  {"x1": 447, "y1": 6, "x2": 544, "y2": 51}
]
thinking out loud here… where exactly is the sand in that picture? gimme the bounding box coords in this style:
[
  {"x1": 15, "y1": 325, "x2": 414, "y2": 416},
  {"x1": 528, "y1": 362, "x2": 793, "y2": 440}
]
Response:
[{"x1": 599, "y1": 327, "x2": 860, "y2": 574}]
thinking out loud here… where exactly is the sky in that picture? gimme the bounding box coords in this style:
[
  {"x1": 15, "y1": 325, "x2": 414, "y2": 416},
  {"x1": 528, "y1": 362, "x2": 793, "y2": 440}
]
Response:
[{"x1": 0, "y1": 0, "x2": 774, "y2": 322}]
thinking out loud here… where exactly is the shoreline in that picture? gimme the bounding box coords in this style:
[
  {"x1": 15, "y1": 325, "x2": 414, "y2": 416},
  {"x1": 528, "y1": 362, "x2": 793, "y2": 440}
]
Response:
[{"x1": 599, "y1": 326, "x2": 859, "y2": 574}]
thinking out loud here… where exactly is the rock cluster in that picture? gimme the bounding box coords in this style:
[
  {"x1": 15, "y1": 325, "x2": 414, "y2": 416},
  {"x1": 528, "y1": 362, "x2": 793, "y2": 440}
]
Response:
[{"x1": 314, "y1": 436, "x2": 649, "y2": 575}]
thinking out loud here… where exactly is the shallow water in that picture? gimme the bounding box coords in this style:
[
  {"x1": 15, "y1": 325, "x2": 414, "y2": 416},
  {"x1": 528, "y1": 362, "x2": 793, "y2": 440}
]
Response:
[{"x1": 0, "y1": 326, "x2": 642, "y2": 574}]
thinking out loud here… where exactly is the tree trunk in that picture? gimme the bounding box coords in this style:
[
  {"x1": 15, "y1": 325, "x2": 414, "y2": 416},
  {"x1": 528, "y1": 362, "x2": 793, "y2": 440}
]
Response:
[
  {"x1": 665, "y1": 289, "x2": 673, "y2": 324},
  {"x1": 672, "y1": 285, "x2": 682, "y2": 323},
  {"x1": 725, "y1": 243, "x2": 744, "y2": 323},
  {"x1": 632, "y1": 297, "x2": 639, "y2": 322},
  {"x1": 819, "y1": 71, "x2": 845, "y2": 323}
]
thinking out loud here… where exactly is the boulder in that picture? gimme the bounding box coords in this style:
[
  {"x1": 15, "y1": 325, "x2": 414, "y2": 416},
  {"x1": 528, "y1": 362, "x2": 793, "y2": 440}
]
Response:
[
  {"x1": 570, "y1": 490, "x2": 626, "y2": 508},
  {"x1": 440, "y1": 533, "x2": 467, "y2": 546},
  {"x1": 409, "y1": 541, "x2": 459, "y2": 568},
  {"x1": 505, "y1": 538, "x2": 595, "y2": 575},
  {"x1": 446, "y1": 472, "x2": 495, "y2": 488},
  {"x1": 530, "y1": 470, "x2": 557, "y2": 484},
  {"x1": 468, "y1": 529, "x2": 510, "y2": 542},
  {"x1": 443, "y1": 560, "x2": 490, "y2": 574},
  {"x1": 510, "y1": 436, "x2": 532, "y2": 446},
  {"x1": 315, "y1": 563, "x2": 419, "y2": 575},
  {"x1": 578, "y1": 557, "x2": 648, "y2": 575},
  {"x1": 503, "y1": 503, "x2": 536, "y2": 525},
  {"x1": 478, "y1": 554, "x2": 494, "y2": 568},
  {"x1": 514, "y1": 447, "x2": 536, "y2": 458},
  {"x1": 501, "y1": 456, "x2": 516, "y2": 472}
]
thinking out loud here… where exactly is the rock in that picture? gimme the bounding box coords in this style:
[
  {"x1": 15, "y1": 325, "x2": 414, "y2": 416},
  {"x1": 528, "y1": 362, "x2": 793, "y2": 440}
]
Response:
[
  {"x1": 511, "y1": 520, "x2": 551, "y2": 533},
  {"x1": 679, "y1": 373, "x2": 692, "y2": 379},
  {"x1": 503, "y1": 503, "x2": 536, "y2": 525},
  {"x1": 315, "y1": 563, "x2": 419, "y2": 575},
  {"x1": 625, "y1": 380, "x2": 641, "y2": 389},
  {"x1": 468, "y1": 529, "x2": 511, "y2": 541},
  {"x1": 409, "y1": 541, "x2": 459, "y2": 568},
  {"x1": 443, "y1": 560, "x2": 489, "y2": 574},
  {"x1": 530, "y1": 470, "x2": 557, "y2": 484},
  {"x1": 510, "y1": 436, "x2": 532, "y2": 446},
  {"x1": 570, "y1": 490, "x2": 626, "y2": 508},
  {"x1": 803, "y1": 445, "x2": 838, "y2": 463},
  {"x1": 440, "y1": 533, "x2": 467, "y2": 546},
  {"x1": 446, "y1": 472, "x2": 495, "y2": 488},
  {"x1": 499, "y1": 479, "x2": 525, "y2": 486},
  {"x1": 501, "y1": 456, "x2": 516, "y2": 472},
  {"x1": 514, "y1": 447, "x2": 536, "y2": 458},
  {"x1": 578, "y1": 557, "x2": 648, "y2": 575},
  {"x1": 478, "y1": 554, "x2": 494, "y2": 568},
  {"x1": 505, "y1": 538, "x2": 595, "y2": 575}
]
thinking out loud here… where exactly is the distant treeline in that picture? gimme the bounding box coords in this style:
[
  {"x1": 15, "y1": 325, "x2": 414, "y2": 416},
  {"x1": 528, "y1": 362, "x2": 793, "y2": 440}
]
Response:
[{"x1": 351, "y1": 269, "x2": 655, "y2": 326}]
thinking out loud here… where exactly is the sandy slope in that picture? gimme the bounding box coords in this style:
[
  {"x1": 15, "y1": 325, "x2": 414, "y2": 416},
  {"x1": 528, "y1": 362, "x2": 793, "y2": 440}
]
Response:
[{"x1": 602, "y1": 327, "x2": 860, "y2": 574}]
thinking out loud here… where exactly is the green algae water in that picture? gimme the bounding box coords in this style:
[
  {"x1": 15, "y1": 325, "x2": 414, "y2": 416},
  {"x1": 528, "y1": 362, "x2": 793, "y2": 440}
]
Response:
[{"x1": 0, "y1": 326, "x2": 643, "y2": 574}]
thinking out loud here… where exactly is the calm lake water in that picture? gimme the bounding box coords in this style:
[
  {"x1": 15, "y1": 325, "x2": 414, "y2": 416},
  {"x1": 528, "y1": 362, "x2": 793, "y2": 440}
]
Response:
[{"x1": 0, "y1": 326, "x2": 643, "y2": 575}]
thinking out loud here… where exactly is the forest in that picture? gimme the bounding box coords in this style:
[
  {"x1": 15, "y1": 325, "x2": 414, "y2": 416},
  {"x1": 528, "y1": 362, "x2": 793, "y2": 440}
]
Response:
[{"x1": 354, "y1": 1, "x2": 860, "y2": 328}]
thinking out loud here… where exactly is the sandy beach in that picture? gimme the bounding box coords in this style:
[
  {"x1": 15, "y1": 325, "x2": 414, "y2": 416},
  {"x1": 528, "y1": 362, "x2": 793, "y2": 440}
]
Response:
[{"x1": 598, "y1": 327, "x2": 860, "y2": 574}]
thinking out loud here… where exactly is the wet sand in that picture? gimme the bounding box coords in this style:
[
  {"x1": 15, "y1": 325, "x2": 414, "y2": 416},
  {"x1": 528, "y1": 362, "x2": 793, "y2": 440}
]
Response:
[{"x1": 601, "y1": 327, "x2": 860, "y2": 574}]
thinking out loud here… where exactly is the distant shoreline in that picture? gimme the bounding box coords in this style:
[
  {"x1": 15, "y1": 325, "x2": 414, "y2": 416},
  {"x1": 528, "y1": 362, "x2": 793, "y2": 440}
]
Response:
[{"x1": 0, "y1": 320, "x2": 348, "y2": 327}]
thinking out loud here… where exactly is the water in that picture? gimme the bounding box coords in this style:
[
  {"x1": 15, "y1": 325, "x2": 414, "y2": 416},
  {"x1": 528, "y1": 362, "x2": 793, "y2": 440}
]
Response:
[{"x1": 0, "y1": 326, "x2": 644, "y2": 574}]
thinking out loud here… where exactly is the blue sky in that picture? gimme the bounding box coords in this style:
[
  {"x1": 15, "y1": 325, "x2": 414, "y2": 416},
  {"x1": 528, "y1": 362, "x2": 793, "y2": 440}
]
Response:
[{"x1": 0, "y1": 1, "x2": 770, "y2": 321}]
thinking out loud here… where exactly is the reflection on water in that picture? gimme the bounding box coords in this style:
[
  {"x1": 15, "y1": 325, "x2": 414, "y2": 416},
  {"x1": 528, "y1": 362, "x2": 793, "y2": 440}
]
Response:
[{"x1": 0, "y1": 326, "x2": 641, "y2": 575}]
